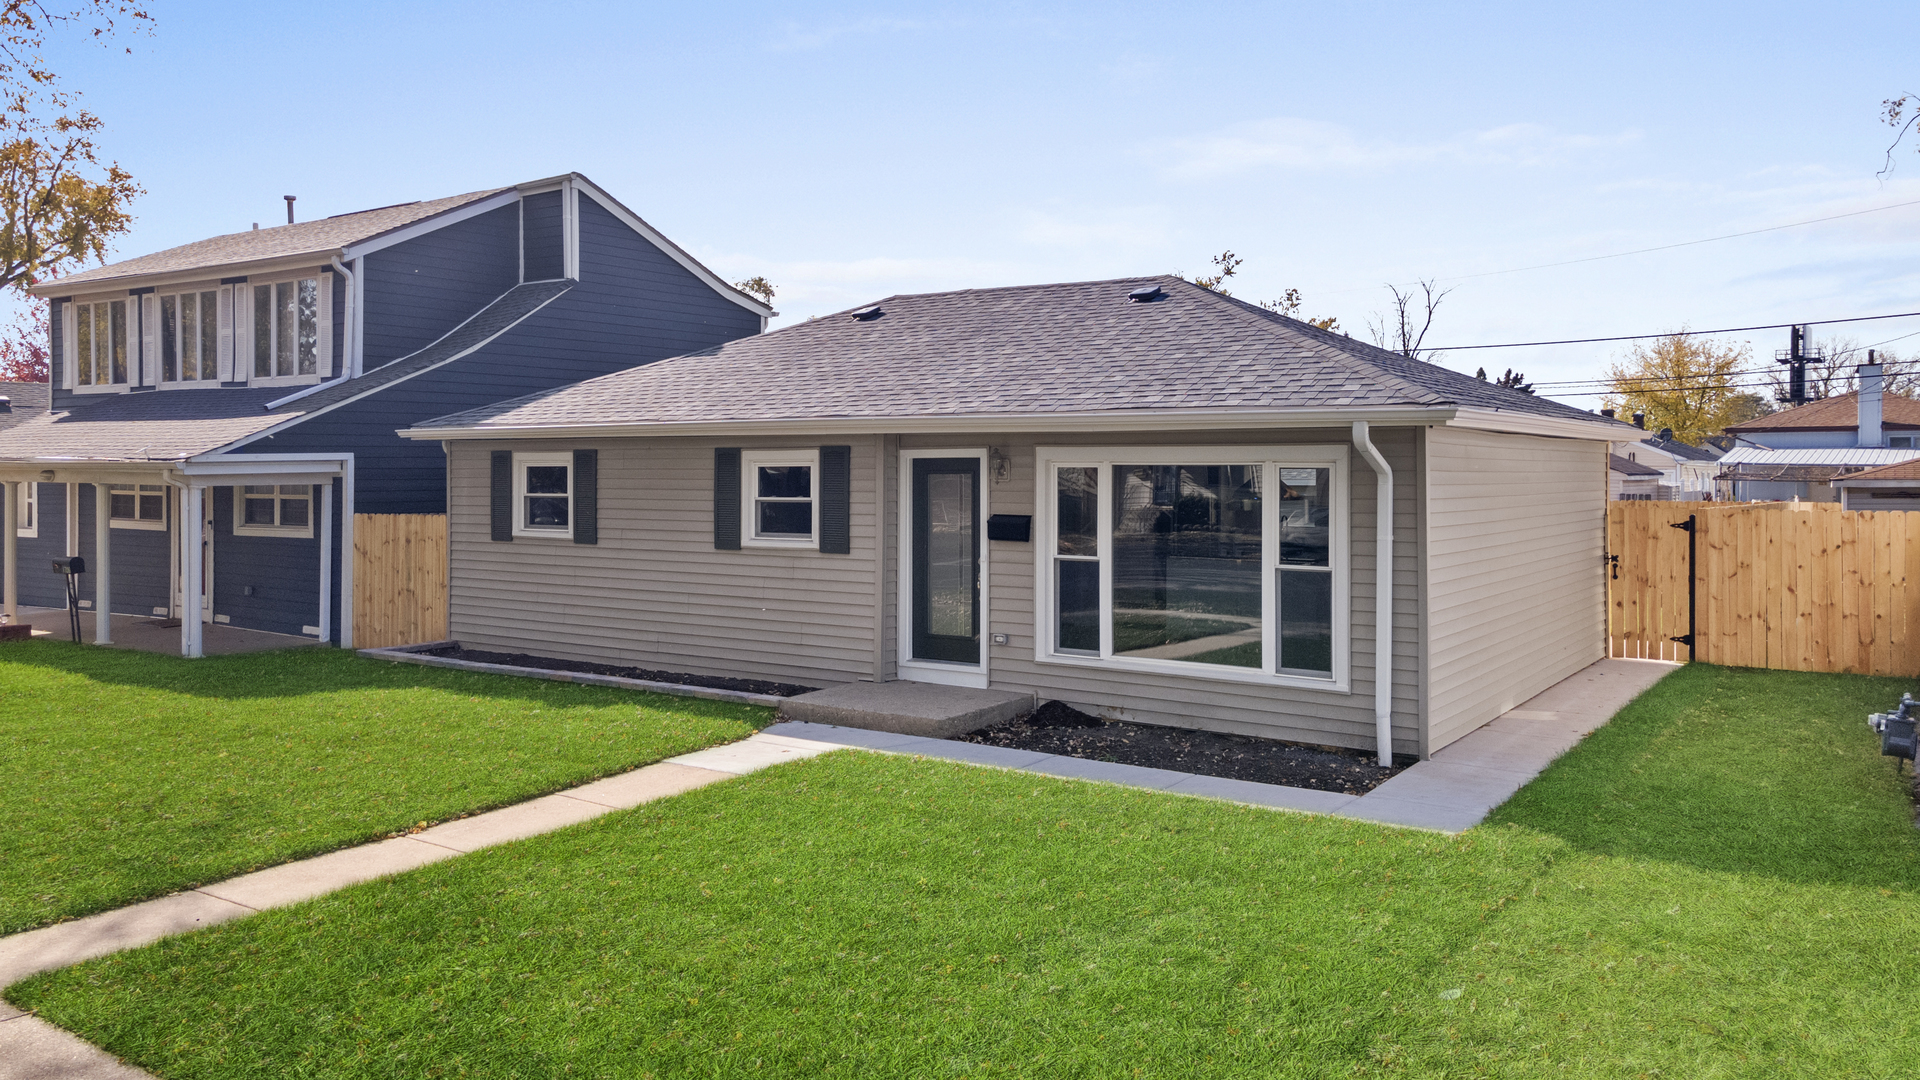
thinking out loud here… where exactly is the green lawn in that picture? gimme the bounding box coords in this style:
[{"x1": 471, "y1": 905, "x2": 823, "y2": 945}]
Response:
[
  {"x1": 11, "y1": 664, "x2": 1920, "y2": 1077},
  {"x1": 0, "y1": 642, "x2": 769, "y2": 935}
]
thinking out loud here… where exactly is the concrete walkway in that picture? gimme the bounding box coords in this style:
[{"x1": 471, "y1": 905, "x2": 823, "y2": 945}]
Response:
[
  {"x1": 10, "y1": 606, "x2": 321, "y2": 657},
  {"x1": 0, "y1": 657, "x2": 1675, "y2": 1077}
]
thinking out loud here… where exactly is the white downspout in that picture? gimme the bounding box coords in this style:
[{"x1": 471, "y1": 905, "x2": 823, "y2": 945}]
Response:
[
  {"x1": 330, "y1": 255, "x2": 357, "y2": 379},
  {"x1": 1352, "y1": 422, "x2": 1395, "y2": 767}
]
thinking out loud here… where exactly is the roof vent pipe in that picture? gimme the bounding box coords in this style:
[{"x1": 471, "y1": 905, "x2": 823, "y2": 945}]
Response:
[
  {"x1": 1351, "y1": 421, "x2": 1395, "y2": 768},
  {"x1": 1600, "y1": 408, "x2": 1615, "y2": 419},
  {"x1": 1632, "y1": 412, "x2": 1645, "y2": 429},
  {"x1": 1859, "y1": 355, "x2": 1884, "y2": 448},
  {"x1": 284, "y1": 195, "x2": 296, "y2": 224}
]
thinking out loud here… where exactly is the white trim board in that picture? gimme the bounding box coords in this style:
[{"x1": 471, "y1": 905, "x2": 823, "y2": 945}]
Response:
[{"x1": 571, "y1": 177, "x2": 773, "y2": 318}]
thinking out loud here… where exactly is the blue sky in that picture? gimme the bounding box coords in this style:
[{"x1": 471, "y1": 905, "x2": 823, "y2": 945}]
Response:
[{"x1": 37, "y1": 1, "x2": 1920, "y2": 407}]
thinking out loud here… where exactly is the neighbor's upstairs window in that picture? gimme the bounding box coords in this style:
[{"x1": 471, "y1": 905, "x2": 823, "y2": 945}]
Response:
[
  {"x1": 743, "y1": 450, "x2": 817, "y2": 546},
  {"x1": 1039, "y1": 446, "x2": 1348, "y2": 689},
  {"x1": 512, "y1": 452, "x2": 572, "y2": 537},
  {"x1": 160, "y1": 289, "x2": 222, "y2": 384},
  {"x1": 73, "y1": 299, "x2": 129, "y2": 388},
  {"x1": 237, "y1": 485, "x2": 313, "y2": 537},
  {"x1": 108, "y1": 484, "x2": 166, "y2": 530},
  {"x1": 253, "y1": 277, "x2": 319, "y2": 380}
]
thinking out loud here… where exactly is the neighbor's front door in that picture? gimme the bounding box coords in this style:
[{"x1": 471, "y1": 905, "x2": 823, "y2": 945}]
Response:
[{"x1": 911, "y1": 457, "x2": 981, "y2": 665}]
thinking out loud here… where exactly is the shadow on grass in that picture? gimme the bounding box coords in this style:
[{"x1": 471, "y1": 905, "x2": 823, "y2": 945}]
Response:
[
  {"x1": 0, "y1": 639, "x2": 769, "y2": 720},
  {"x1": 1487, "y1": 663, "x2": 1920, "y2": 891}
]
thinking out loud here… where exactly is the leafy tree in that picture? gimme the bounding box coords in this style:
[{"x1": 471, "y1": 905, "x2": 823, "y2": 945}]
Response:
[
  {"x1": 1475, "y1": 366, "x2": 1534, "y2": 394},
  {"x1": 1725, "y1": 391, "x2": 1774, "y2": 425},
  {"x1": 0, "y1": 287, "x2": 44, "y2": 378},
  {"x1": 1602, "y1": 331, "x2": 1751, "y2": 445},
  {"x1": 1182, "y1": 250, "x2": 1338, "y2": 330},
  {"x1": 732, "y1": 275, "x2": 775, "y2": 304}
]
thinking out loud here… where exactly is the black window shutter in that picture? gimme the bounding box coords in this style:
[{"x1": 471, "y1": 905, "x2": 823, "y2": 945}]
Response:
[
  {"x1": 490, "y1": 450, "x2": 513, "y2": 542},
  {"x1": 820, "y1": 445, "x2": 851, "y2": 554},
  {"x1": 714, "y1": 447, "x2": 741, "y2": 550},
  {"x1": 572, "y1": 448, "x2": 598, "y2": 545}
]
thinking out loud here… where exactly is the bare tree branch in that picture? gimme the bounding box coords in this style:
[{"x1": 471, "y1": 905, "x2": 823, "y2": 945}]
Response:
[{"x1": 1365, "y1": 279, "x2": 1453, "y2": 362}]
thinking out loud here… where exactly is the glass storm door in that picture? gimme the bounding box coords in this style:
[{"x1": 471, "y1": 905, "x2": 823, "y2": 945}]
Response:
[{"x1": 911, "y1": 457, "x2": 981, "y2": 664}]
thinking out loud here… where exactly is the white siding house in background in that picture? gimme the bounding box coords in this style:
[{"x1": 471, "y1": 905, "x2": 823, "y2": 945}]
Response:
[
  {"x1": 404, "y1": 276, "x2": 1629, "y2": 761},
  {"x1": 1720, "y1": 364, "x2": 1920, "y2": 501}
]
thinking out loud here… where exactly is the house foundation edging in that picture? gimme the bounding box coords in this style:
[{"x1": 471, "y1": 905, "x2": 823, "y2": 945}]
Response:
[{"x1": 356, "y1": 641, "x2": 790, "y2": 708}]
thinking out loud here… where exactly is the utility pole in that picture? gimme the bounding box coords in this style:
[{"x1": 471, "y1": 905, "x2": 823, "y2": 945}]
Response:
[{"x1": 1775, "y1": 324, "x2": 1824, "y2": 406}]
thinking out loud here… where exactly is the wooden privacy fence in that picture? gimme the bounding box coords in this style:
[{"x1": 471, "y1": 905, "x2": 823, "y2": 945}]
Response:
[
  {"x1": 1609, "y1": 500, "x2": 1920, "y2": 676},
  {"x1": 352, "y1": 513, "x2": 448, "y2": 649}
]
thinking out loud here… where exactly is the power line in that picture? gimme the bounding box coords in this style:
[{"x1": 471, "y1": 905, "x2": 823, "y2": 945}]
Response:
[{"x1": 1430, "y1": 309, "x2": 1920, "y2": 352}]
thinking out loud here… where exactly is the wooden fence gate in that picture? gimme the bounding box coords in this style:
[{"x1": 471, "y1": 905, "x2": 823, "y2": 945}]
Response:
[
  {"x1": 1608, "y1": 500, "x2": 1920, "y2": 676},
  {"x1": 352, "y1": 513, "x2": 448, "y2": 649}
]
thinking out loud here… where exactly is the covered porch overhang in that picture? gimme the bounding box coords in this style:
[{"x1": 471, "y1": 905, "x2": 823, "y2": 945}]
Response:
[{"x1": 0, "y1": 452, "x2": 354, "y2": 658}]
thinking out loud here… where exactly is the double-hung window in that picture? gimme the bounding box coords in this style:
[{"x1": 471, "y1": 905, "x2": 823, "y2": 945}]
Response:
[
  {"x1": 72, "y1": 299, "x2": 130, "y2": 388},
  {"x1": 742, "y1": 449, "x2": 817, "y2": 547},
  {"x1": 512, "y1": 452, "x2": 572, "y2": 536},
  {"x1": 1037, "y1": 446, "x2": 1349, "y2": 689},
  {"x1": 252, "y1": 276, "x2": 321, "y2": 381},
  {"x1": 236, "y1": 485, "x2": 313, "y2": 537},
  {"x1": 160, "y1": 289, "x2": 222, "y2": 384},
  {"x1": 108, "y1": 484, "x2": 167, "y2": 530}
]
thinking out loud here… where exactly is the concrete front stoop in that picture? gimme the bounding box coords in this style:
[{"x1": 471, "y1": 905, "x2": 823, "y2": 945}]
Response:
[{"x1": 778, "y1": 680, "x2": 1034, "y2": 738}]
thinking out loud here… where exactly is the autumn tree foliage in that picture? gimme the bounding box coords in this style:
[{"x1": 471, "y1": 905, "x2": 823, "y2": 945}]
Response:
[{"x1": 1603, "y1": 332, "x2": 1752, "y2": 445}]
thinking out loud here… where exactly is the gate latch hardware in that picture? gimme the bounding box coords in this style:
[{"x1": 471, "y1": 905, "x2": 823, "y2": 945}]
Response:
[
  {"x1": 1668, "y1": 516, "x2": 1697, "y2": 650},
  {"x1": 1606, "y1": 553, "x2": 1619, "y2": 580}
]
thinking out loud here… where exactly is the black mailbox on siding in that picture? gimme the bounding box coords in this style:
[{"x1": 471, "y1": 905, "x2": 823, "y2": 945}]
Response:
[
  {"x1": 986, "y1": 515, "x2": 1032, "y2": 542},
  {"x1": 51, "y1": 557, "x2": 84, "y2": 575}
]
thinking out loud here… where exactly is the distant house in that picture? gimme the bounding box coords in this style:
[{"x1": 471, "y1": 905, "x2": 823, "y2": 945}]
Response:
[
  {"x1": 1608, "y1": 428, "x2": 1722, "y2": 500},
  {"x1": 0, "y1": 173, "x2": 771, "y2": 654},
  {"x1": 1830, "y1": 459, "x2": 1920, "y2": 511},
  {"x1": 398, "y1": 275, "x2": 1631, "y2": 762},
  {"x1": 1608, "y1": 453, "x2": 1664, "y2": 500},
  {"x1": 1, "y1": 381, "x2": 49, "y2": 550},
  {"x1": 1717, "y1": 365, "x2": 1920, "y2": 501}
]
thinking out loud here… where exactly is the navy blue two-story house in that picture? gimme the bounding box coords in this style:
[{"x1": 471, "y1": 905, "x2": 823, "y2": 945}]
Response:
[{"x1": 0, "y1": 173, "x2": 770, "y2": 654}]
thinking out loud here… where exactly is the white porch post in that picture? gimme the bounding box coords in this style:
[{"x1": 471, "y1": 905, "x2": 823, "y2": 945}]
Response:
[
  {"x1": 181, "y1": 484, "x2": 205, "y2": 658},
  {"x1": 339, "y1": 457, "x2": 355, "y2": 649},
  {"x1": 317, "y1": 480, "x2": 333, "y2": 643},
  {"x1": 2, "y1": 480, "x2": 17, "y2": 625},
  {"x1": 93, "y1": 483, "x2": 112, "y2": 644},
  {"x1": 65, "y1": 482, "x2": 78, "y2": 556}
]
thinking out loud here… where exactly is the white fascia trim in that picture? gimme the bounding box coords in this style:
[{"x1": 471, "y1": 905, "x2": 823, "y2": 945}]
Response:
[
  {"x1": 397, "y1": 405, "x2": 1453, "y2": 441},
  {"x1": 34, "y1": 254, "x2": 345, "y2": 299},
  {"x1": 340, "y1": 189, "x2": 522, "y2": 261},
  {"x1": 263, "y1": 376, "x2": 351, "y2": 410},
  {"x1": 220, "y1": 284, "x2": 573, "y2": 454},
  {"x1": 569, "y1": 175, "x2": 775, "y2": 319},
  {"x1": 1445, "y1": 407, "x2": 1634, "y2": 442},
  {"x1": 1831, "y1": 478, "x2": 1920, "y2": 488}
]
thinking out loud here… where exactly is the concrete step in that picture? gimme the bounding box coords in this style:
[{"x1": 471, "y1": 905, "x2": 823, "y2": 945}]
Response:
[{"x1": 778, "y1": 680, "x2": 1034, "y2": 738}]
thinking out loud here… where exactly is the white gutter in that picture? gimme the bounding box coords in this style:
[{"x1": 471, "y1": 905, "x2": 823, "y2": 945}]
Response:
[
  {"x1": 331, "y1": 256, "x2": 359, "y2": 379},
  {"x1": 1351, "y1": 421, "x2": 1395, "y2": 767},
  {"x1": 263, "y1": 377, "x2": 344, "y2": 410}
]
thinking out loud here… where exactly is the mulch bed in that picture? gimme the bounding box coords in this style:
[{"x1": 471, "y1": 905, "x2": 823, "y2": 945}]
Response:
[
  {"x1": 420, "y1": 647, "x2": 818, "y2": 698},
  {"x1": 958, "y1": 701, "x2": 1410, "y2": 794}
]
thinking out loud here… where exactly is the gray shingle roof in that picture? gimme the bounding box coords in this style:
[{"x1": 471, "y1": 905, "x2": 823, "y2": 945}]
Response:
[
  {"x1": 413, "y1": 276, "x2": 1617, "y2": 433},
  {"x1": 49, "y1": 189, "x2": 507, "y2": 290},
  {"x1": 0, "y1": 279, "x2": 572, "y2": 462},
  {"x1": 1609, "y1": 454, "x2": 1663, "y2": 477},
  {"x1": 0, "y1": 379, "x2": 49, "y2": 433}
]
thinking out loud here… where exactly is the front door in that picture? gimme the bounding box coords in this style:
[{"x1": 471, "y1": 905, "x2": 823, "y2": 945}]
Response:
[{"x1": 911, "y1": 457, "x2": 981, "y2": 664}]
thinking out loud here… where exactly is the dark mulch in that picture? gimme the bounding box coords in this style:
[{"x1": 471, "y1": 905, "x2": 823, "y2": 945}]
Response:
[
  {"x1": 420, "y1": 646, "x2": 818, "y2": 698},
  {"x1": 958, "y1": 700, "x2": 1411, "y2": 794}
]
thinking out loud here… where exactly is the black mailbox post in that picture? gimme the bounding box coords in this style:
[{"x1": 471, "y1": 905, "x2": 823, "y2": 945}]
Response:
[{"x1": 51, "y1": 557, "x2": 85, "y2": 643}]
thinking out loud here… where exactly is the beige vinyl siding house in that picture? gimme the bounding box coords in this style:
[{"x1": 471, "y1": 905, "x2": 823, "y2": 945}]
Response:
[{"x1": 409, "y1": 277, "x2": 1626, "y2": 759}]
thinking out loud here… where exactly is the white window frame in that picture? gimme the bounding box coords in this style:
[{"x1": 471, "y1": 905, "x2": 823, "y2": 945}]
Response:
[
  {"x1": 107, "y1": 484, "x2": 169, "y2": 531},
  {"x1": 233, "y1": 484, "x2": 315, "y2": 539},
  {"x1": 1032, "y1": 444, "x2": 1351, "y2": 692},
  {"x1": 511, "y1": 451, "x2": 573, "y2": 538},
  {"x1": 13, "y1": 481, "x2": 36, "y2": 538},
  {"x1": 244, "y1": 271, "x2": 330, "y2": 388},
  {"x1": 156, "y1": 284, "x2": 227, "y2": 388},
  {"x1": 68, "y1": 295, "x2": 133, "y2": 394},
  {"x1": 741, "y1": 448, "x2": 819, "y2": 549}
]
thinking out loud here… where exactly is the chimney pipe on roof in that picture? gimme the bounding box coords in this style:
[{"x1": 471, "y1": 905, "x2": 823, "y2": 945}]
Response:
[
  {"x1": 1600, "y1": 408, "x2": 1616, "y2": 419},
  {"x1": 1859, "y1": 354, "x2": 1884, "y2": 448},
  {"x1": 284, "y1": 195, "x2": 296, "y2": 224},
  {"x1": 1632, "y1": 412, "x2": 1645, "y2": 430}
]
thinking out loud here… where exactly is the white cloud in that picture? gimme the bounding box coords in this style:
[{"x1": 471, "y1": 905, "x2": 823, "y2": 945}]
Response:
[{"x1": 1152, "y1": 117, "x2": 1640, "y2": 180}]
